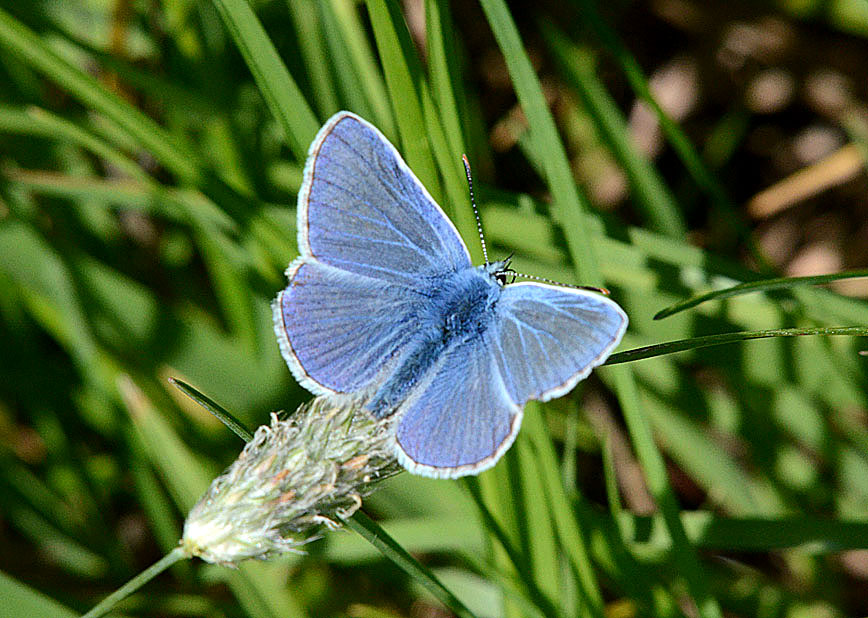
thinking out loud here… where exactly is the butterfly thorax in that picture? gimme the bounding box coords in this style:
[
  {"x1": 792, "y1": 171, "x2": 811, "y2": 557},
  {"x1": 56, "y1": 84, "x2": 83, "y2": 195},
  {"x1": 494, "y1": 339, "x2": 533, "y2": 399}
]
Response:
[{"x1": 366, "y1": 266, "x2": 501, "y2": 419}]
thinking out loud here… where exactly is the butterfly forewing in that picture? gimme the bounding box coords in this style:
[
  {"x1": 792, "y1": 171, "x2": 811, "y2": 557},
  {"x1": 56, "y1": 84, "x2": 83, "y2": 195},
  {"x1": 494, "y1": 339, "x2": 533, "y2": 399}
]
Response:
[{"x1": 300, "y1": 112, "x2": 471, "y2": 284}]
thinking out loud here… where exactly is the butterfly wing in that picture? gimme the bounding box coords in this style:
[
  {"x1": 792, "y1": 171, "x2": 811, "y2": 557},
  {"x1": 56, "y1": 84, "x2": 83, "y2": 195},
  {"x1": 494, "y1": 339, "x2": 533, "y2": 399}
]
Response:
[
  {"x1": 298, "y1": 111, "x2": 471, "y2": 284},
  {"x1": 492, "y1": 282, "x2": 628, "y2": 404},
  {"x1": 393, "y1": 282, "x2": 627, "y2": 478},
  {"x1": 276, "y1": 111, "x2": 472, "y2": 396},
  {"x1": 274, "y1": 259, "x2": 427, "y2": 396},
  {"x1": 393, "y1": 330, "x2": 522, "y2": 478}
]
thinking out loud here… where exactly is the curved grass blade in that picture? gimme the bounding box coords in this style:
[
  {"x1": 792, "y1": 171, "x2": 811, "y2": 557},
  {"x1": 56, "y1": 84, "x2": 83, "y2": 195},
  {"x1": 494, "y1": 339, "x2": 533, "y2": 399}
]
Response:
[
  {"x1": 606, "y1": 327, "x2": 868, "y2": 365},
  {"x1": 655, "y1": 270, "x2": 868, "y2": 320},
  {"x1": 168, "y1": 378, "x2": 253, "y2": 441},
  {"x1": 210, "y1": 0, "x2": 320, "y2": 158},
  {"x1": 344, "y1": 511, "x2": 478, "y2": 618}
]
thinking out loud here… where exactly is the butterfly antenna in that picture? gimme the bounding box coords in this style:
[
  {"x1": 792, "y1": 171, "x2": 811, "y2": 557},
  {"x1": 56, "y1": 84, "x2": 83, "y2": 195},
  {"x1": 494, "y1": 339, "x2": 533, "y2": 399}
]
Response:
[
  {"x1": 512, "y1": 271, "x2": 611, "y2": 295},
  {"x1": 462, "y1": 154, "x2": 489, "y2": 264}
]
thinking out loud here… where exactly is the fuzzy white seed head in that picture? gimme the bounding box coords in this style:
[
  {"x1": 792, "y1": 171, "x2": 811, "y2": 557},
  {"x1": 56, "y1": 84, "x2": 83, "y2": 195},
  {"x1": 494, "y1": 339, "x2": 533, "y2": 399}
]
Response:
[{"x1": 181, "y1": 396, "x2": 399, "y2": 566}]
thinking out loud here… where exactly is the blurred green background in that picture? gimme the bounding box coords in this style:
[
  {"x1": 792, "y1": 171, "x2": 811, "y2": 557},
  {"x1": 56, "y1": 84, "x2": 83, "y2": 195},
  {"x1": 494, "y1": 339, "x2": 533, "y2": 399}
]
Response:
[{"x1": 3, "y1": 0, "x2": 868, "y2": 616}]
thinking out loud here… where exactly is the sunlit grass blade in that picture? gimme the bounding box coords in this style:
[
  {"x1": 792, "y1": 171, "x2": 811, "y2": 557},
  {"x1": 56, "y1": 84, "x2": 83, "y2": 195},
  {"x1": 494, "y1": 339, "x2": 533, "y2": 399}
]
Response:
[
  {"x1": 317, "y1": 0, "x2": 379, "y2": 123},
  {"x1": 422, "y1": 1, "x2": 481, "y2": 258},
  {"x1": 0, "y1": 7, "x2": 200, "y2": 183},
  {"x1": 345, "y1": 512, "x2": 478, "y2": 618},
  {"x1": 286, "y1": 0, "x2": 340, "y2": 119},
  {"x1": 523, "y1": 404, "x2": 604, "y2": 617},
  {"x1": 210, "y1": 0, "x2": 319, "y2": 156},
  {"x1": 543, "y1": 23, "x2": 687, "y2": 238},
  {"x1": 326, "y1": 0, "x2": 397, "y2": 140},
  {"x1": 478, "y1": 3, "x2": 722, "y2": 616},
  {"x1": 654, "y1": 270, "x2": 868, "y2": 319},
  {"x1": 425, "y1": 0, "x2": 467, "y2": 160},
  {"x1": 607, "y1": 327, "x2": 868, "y2": 365},
  {"x1": 478, "y1": 0, "x2": 599, "y2": 284},
  {"x1": 613, "y1": 511, "x2": 868, "y2": 553},
  {"x1": 366, "y1": 0, "x2": 443, "y2": 204},
  {"x1": 0, "y1": 571, "x2": 79, "y2": 618}
]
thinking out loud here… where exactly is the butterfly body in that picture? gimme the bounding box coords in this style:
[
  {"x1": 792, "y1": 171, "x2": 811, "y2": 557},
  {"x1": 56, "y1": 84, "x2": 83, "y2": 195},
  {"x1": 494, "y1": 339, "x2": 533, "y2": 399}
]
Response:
[
  {"x1": 366, "y1": 262, "x2": 503, "y2": 419},
  {"x1": 274, "y1": 111, "x2": 628, "y2": 478}
]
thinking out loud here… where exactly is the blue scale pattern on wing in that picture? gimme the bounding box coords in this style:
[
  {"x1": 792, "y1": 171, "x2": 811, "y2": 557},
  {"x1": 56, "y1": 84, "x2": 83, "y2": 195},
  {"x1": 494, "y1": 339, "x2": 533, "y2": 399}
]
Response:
[
  {"x1": 280, "y1": 260, "x2": 424, "y2": 394},
  {"x1": 304, "y1": 115, "x2": 470, "y2": 284},
  {"x1": 492, "y1": 284, "x2": 627, "y2": 404},
  {"x1": 395, "y1": 330, "x2": 519, "y2": 470}
]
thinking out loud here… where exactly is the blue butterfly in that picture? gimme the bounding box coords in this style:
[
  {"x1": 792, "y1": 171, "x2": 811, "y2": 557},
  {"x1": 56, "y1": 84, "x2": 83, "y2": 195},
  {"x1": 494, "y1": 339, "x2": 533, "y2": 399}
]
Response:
[{"x1": 273, "y1": 111, "x2": 628, "y2": 478}]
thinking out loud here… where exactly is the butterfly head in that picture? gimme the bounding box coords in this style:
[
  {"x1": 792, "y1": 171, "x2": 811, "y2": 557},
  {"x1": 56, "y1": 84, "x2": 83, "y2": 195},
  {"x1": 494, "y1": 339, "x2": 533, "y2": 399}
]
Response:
[{"x1": 483, "y1": 255, "x2": 516, "y2": 287}]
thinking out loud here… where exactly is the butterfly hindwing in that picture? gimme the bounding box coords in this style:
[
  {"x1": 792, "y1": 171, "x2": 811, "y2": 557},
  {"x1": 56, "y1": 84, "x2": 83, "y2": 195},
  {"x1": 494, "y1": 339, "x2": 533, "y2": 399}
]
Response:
[
  {"x1": 394, "y1": 330, "x2": 521, "y2": 478},
  {"x1": 274, "y1": 259, "x2": 425, "y2": 396},
  {"x1": 492, "y1": 282, "x2": 628, "y2": 405}
]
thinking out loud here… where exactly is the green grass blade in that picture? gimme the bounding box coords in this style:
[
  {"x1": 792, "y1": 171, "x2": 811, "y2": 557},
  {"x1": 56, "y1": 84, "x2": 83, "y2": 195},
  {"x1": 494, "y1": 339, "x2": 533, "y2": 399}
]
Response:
[
  {"x1": 366, "y1": 0, "x2": 443, "y2": 204},
  {"x1": 425, "y1": 0, "x2": 467, "y2": 161},
  {"x1": 285, "y1": 0, "x2": 340, "y2": 119},
  {"x1": 0, "y1": 571, "x2": 79, "y2": 618},
  {"x1": 543, "y1": 24, "x2": 687, "y2": 237},
  {"x1": 210, "y1": 0, "x2": 319, "y2": 157},
  {"x1": 327, "y1": 0, "x2": 397, "y2": 139},
  {"x1": 345, "y1": 512, "x2": 478, "y2": 618},
  {"x1": 423, "y1": 0, "x2": 483, "y2": 261},
  {"x1": 613, "y1": 511, "x2": 868, "y2": 553},
  {"x1": 512, "y1": 435, "x2": 561, "y2": 615},
  {"x1": 317, "y1": 0, "x2": 379, "y2": 123},
  {"x1": 168, "y1": 378, "x2": 253, "y2": 441},
  {"x1": 478, "y1": 0, "x2": 600, "y2": 285},
  {"x1": 574, "y1": 0, "x2": 771, "y2": 270},
  {"x1": 606, "y1": 366, "x2": 724, "y2": 618},
  {"x1": 607, "y1": 327, "x2": 868, "y2": 365},
  {"x1": 0, "y1": 7, "x2": 200, "y2": 183},
  {"x1": 523, "y1": 404, "x2": 604, "y2": 617},
  {"x1": 655, "y1": 270, "x2": 868, "y2": 319}
]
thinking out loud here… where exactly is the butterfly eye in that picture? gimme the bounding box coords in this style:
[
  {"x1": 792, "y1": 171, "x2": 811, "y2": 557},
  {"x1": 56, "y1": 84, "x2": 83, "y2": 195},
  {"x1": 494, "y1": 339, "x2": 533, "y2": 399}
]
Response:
[{"x1": 495, "y1": 268, "x2": 516, "y2": 286}]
